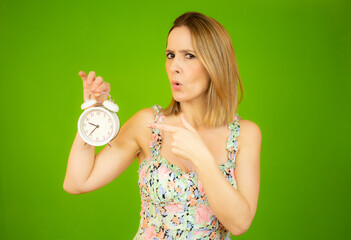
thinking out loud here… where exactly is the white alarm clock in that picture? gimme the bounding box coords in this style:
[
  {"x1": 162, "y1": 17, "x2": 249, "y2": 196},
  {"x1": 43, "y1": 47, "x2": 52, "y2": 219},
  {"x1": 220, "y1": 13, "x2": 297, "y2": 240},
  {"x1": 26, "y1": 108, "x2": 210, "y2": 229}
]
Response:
[{"x1": 78, "y1": 92, "x2": 120, "y2": 147}]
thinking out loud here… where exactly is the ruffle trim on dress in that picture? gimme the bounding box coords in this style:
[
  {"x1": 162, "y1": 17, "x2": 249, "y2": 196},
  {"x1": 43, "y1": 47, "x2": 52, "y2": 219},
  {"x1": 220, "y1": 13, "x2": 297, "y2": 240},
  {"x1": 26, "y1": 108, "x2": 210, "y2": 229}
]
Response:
[
  {"x1": 226, "y1": 113, "x2": 241, "y2": 167},
  {"x1": 149, "y1": 104, "x2": 164, "y2": 156}
]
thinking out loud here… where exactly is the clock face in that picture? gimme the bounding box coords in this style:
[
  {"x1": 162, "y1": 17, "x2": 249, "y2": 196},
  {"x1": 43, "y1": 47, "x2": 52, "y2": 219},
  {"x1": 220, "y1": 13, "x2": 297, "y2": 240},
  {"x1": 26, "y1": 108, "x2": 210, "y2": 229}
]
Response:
[{"x1": 80, "y1": 108, "x2": 115, "y2": 144}]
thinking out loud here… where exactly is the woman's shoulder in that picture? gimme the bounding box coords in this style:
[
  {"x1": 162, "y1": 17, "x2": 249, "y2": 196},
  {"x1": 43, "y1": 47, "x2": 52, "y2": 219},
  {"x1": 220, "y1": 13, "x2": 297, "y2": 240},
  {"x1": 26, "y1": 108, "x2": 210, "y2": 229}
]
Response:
[
  {"x1": 237, "y1": 118, "x2": 261, "y2": 144},
  {"x1": 129, "y1": 105, "x2": 162, "y2": 154},
  {"x1": 238, "y1": 118, "x2": 260, "y2": 130},
  {"x1": 129, "y1": 104, "x2": 163, "y2": 127}
]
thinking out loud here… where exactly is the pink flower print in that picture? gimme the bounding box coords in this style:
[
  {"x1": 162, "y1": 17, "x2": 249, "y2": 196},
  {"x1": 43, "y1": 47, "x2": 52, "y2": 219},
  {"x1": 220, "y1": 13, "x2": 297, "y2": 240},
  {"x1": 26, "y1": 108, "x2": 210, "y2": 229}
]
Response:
[
  {"x1": 140, "y1": 200, "x2": 145, "y2": 216},
  {"x1": 165, "y1": 203, "x2": 184, "y2": 215},
  {"x1": 197, "y1": 179, "x2": 205, "y2": 195},
  {"x1": 157, "y1": 165, "x2": 172, "y2": 180},
  {"x1": 195, "y1": 204, "x2": 215, "y2": 225},
  {"x1": 152, "y1": 133, "x2": 158, "y2": 142},
  {"x1": 139, "y1": 166, "x2": 146, "y2": 183},
  {"x1": 193, "y1": 230, "x2": 212, "y2": 236},
  {"x1": 142, "y1": 225, "x2": 157, "y2": 240}
]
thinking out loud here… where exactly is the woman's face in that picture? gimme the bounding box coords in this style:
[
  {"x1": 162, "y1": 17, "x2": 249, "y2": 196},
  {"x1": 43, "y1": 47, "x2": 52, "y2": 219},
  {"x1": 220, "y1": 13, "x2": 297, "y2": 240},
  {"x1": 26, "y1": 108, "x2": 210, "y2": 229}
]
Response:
[{"x1": 165, "y1": 26, "x2": 210, "y2": 103}]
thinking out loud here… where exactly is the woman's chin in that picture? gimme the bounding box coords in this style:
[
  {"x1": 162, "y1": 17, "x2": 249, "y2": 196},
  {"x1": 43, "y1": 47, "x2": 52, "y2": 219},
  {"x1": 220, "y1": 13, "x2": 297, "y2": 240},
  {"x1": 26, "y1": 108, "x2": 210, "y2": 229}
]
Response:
[
  {"x1": 172, "y1": 95, "x2": 184, "y2": 102},
  {"x1": 171, "y1": 93, "x2": 180, "y2": 101}
]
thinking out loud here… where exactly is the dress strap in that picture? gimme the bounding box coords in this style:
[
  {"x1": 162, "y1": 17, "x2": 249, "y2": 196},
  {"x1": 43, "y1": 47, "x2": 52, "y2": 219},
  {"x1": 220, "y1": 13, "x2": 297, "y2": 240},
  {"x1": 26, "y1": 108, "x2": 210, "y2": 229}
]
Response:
[
  {"x1": 226, "y1": 113, "x2": 242, "y2": 165},
  {"x1": 149, "y1": 104, "x2": 165, "y2": 156}
]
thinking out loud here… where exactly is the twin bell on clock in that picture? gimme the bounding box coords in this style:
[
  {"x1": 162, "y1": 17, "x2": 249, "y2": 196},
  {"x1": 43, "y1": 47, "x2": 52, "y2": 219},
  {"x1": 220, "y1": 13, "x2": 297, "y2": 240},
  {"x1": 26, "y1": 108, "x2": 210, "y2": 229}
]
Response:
[{"x1": 78, "y1": 91, "x2": 120, "y2": 147}]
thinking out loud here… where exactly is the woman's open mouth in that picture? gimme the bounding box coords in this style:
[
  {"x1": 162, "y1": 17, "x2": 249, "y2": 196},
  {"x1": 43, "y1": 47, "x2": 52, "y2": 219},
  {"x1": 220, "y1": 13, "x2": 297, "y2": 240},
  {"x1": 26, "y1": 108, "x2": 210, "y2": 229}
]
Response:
[{"x1": 172, "y1": 82, "x2": 182, "y2": 90}]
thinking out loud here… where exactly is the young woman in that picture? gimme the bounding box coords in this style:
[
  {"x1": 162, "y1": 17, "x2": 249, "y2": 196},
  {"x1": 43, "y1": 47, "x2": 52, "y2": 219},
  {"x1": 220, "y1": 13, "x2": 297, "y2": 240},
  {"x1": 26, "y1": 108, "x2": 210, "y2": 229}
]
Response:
[{"x1": 64, "y1": 11, "x2": 261, "y2": 239}]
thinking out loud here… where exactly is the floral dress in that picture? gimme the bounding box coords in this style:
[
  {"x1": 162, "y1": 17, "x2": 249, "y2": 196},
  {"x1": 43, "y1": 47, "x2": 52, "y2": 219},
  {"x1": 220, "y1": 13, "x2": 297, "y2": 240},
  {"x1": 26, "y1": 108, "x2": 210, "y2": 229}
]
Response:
[{"x1": 133, "y1": 104, "x2": 241, "y2": 240}]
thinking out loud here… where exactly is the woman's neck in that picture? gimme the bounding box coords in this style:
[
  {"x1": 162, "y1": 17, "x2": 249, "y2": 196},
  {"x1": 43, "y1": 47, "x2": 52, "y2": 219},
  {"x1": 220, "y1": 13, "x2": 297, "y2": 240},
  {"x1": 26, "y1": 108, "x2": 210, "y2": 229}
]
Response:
[{"x1": 179, "y1": 100, "x2": 207, "y2": 130}]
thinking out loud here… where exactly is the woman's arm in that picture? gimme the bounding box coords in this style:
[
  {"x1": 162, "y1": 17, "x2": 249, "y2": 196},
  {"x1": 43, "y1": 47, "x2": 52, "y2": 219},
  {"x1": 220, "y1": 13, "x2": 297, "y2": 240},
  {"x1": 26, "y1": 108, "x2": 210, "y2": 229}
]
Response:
[
  {"x1": 64, "y1": 70, "x2": 151, "y2": 194},
  {"x1": 63, "y1": 130, "x2": 96, "y2": 194},
  {"x1": 63, "y1": 108, "x2": 153, "y2": 194},
  {"x1": 194, "y1": 120, "x2": 261, "y2": 235}
]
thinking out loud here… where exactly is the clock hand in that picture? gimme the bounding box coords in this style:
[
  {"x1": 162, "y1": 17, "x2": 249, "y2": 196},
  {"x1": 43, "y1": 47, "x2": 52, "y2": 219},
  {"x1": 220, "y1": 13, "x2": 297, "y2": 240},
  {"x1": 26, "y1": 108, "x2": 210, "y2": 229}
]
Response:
[
  {"x1": 88, "y1": 126, "x2": 98, "y2": 136},
  {"x1": 88, "y1": 122, "x2": 99, "y2": 127}
]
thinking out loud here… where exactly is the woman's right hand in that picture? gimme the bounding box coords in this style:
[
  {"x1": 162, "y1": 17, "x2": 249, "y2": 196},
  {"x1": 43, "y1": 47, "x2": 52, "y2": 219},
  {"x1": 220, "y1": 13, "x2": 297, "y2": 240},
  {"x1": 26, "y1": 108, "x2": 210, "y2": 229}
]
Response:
[{"x1": 78, "y1": 71, "x2": 111, "y2": 103}]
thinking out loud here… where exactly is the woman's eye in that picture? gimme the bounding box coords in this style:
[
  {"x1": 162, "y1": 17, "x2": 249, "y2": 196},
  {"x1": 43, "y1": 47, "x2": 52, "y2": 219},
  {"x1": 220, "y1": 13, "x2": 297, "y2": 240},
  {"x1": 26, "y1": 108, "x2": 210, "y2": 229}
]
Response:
[
  {"x1": 166, "y1": 53, "x2": 174, "y2": 59},
  {"x1": 186, "y1": 53, "x2": 195, "y2": 59}
]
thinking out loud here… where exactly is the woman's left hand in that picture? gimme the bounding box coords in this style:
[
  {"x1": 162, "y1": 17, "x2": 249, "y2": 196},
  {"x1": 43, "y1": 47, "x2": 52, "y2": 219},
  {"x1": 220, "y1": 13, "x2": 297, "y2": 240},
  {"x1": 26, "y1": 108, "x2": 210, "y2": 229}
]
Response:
[{"x1": 147, "y1": 114, "x2": 212, "y2": 167}]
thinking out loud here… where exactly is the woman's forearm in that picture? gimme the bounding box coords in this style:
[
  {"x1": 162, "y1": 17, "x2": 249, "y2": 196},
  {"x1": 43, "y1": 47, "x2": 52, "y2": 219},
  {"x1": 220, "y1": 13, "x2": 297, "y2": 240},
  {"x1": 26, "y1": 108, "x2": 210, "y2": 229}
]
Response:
[
  {"x1": 194, "y1": 155, "x2": 252, "y2": 235},
  {"x1": 63, "y1": 131, "x2": 95, "y2": 194}
]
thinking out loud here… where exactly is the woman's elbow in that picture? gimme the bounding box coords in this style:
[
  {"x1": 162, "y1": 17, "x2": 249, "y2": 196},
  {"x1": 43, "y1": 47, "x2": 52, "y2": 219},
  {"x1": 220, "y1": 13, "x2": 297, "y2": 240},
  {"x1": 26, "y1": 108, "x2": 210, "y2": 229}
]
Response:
[
  {"x1": 230, "y1": 218, "x2": 253, "y2": 236},
  {"x1": 231, "y1": 227, "x2": 249, "y2": 236},
  {"x1": 231, "y1": 225, "x2": 250, "y2": 236}
]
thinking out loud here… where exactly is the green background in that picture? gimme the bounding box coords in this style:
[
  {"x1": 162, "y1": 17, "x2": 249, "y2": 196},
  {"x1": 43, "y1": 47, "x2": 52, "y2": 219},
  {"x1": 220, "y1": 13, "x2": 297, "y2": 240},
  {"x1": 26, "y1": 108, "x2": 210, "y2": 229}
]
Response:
[{"x1": 0, "y1": 0, "x2": 349, "y2": 239}]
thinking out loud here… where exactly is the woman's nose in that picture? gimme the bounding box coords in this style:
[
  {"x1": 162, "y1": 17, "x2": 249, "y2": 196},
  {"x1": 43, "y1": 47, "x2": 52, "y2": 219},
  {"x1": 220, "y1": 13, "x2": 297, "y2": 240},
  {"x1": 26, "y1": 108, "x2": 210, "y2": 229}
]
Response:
[{"x1": 170, "y1": 57, "x2": 182, "y2": 73}]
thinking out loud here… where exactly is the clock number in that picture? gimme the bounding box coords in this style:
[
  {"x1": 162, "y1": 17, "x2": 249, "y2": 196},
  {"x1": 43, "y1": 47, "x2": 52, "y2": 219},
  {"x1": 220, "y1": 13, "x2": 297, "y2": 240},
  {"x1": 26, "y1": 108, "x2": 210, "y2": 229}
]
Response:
[
  {"x1": 90, "y1": 113, "x2": 94, "y2": 117},
  {"x1": 97, "y1": 111, "x2": 100, "y2": 115},
  {"x1": 86, "y1": 117, "x2": 90, "y2": 121}
]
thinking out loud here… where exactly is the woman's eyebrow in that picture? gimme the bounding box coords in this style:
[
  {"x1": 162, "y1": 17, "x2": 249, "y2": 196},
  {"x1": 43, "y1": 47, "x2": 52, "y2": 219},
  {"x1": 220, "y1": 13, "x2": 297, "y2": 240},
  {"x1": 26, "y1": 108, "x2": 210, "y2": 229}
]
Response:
[{"x1": 166, "y1": 49, "x2": 196, "y2": 53}]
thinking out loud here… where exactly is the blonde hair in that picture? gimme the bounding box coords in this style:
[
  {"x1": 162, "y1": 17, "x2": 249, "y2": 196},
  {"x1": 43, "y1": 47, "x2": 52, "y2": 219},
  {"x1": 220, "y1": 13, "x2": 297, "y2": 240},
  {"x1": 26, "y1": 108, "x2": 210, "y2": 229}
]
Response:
[{"x1": 162, "y1": 11, "x2": 244, "y2": 127}]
